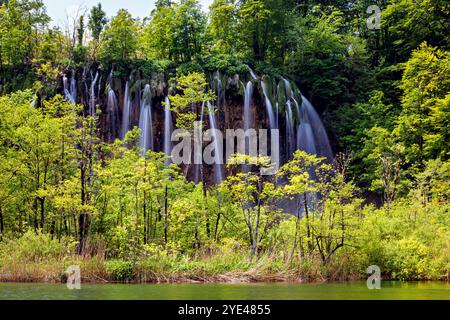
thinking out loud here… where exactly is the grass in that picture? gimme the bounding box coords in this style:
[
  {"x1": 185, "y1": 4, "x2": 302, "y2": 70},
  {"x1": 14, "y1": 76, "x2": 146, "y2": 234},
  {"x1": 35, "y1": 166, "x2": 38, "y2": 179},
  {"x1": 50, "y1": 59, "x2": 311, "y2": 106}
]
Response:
[
  {"x1": 0, "y1": 246, "x2": 364, "y2": 284},
  {"x1": 1, "y1": 231, "x2": 444, "y2": 284}
]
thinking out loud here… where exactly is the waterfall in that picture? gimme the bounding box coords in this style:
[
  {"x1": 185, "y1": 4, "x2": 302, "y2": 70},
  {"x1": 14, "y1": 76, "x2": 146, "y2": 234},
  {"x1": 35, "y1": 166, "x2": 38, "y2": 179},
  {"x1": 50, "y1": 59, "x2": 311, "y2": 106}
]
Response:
[
  {"x1": 215, "y1": 71, "x2": 223, "y2": 110},
  {"x1": 121, "y1": 81, "x2": 131, "y2": 140},
  {"x1": 296, "y1": 103, "x2": 317, "y2": 156},
  {"x1": 97, "y1": 74, "x2": 103, "y2": 101},
  {"x1": 285, "y1": 100, "x2": 295, "y2": 158},
  {"x1": 138, "y1": 84, "x2": 154, "y2": 155},
  {"x1": 164, "y1": 96, "x2": 173, "y2": 165},
  {"x1": 70, "y1": 75, "x2": 77, "y2": 103},
  {"x1": 293, "y1": 94, "x2": 332, "y2": 161},
  {"x1": 90, "y1": 71, "x2": 99, "y2": 115},
  {"x1": 243, "y1": 81, "x2": 253, "y2": 132},
  {"x1": 63, "y1": 76, "x2": 72, "y2": 102},
  {"x1": 194, "y1": 102, "x2": 205, "y2": 184},
  {"x1": 107, "y1": 87, "x2": 119, "y2": 141},
  {"x1": 63, "y1": 75, "x2": 76, "y2": 103},
  {"x1": 207, "y1": 101, "x2": 224, "y2": 184},
  {"x1": 300, "y1": 97, "x2": 333, "y2": 161},
  {"x1": 243, "y1": 81, "x2": 254, "y2": 171},
  {"x1": 248, "y1": 67, "x2": 258, "y2": 80},
  {"x1": 261, "y1": 81, "x2": 277, "y2": 130},
  {"x1": 283, "y1": 78, "x2": 295, "y2": 158}
]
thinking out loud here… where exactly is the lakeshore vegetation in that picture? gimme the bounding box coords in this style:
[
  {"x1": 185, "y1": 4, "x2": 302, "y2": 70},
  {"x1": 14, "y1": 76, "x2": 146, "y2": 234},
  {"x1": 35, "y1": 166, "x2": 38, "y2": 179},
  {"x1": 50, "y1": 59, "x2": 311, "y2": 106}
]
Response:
[{"x1": 0, "y1": 0, "x2": 449, "y2": 283}]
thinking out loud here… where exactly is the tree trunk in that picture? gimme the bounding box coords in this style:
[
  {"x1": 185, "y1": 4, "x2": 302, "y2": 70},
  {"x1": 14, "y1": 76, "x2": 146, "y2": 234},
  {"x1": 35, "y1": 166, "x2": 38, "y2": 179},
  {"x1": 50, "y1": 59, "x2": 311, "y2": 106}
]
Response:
[
  {"x1": 0, "y1": 206, "x2": 4, "y2": 241},
  {"x1": 163, "y1": 185, "x2": 169, "y2": 244},
  {"x1": 39, "y1": 197, "x2": 45, "y2": 230},
  {"x1": 303, "y1": 193, "x2": 312, "y2": 253}
]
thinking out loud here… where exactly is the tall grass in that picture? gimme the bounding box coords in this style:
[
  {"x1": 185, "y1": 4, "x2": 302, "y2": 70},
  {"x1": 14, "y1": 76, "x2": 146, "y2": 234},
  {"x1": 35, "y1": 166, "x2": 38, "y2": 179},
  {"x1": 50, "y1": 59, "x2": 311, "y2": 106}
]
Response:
[{"x1": 0, "y1": 231, "x2": 365, "y2": 283}]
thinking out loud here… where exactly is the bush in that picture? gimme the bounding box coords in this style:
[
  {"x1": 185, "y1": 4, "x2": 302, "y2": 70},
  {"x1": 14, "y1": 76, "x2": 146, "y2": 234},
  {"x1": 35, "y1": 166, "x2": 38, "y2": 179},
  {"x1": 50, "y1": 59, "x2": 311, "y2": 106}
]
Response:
[
  {"x1": 203, "y1": 54, "x2": 249, "y2": 76},
  {"x1": 105, "y1": 260, "x2": 134, "y2": 281},
  {"x1": 0, "y1": 230, "x2": 74, "y2": 263},
  {"x1": 176, "y1": 61, "x2": 203, "y2": 76}
]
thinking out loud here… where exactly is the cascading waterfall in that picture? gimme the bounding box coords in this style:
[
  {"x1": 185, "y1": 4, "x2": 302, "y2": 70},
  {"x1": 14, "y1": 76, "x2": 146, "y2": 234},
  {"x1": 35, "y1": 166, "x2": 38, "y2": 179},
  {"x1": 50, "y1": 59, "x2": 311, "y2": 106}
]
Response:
[
  {"x1": 296, "y1": 101, "x2": 317, "y2": 156},
  {"x1": 63, "y1": 75, "x2": 77, "y2": 103},
  {"x1": 283, "y1": 78, "x2": 296, "y2": 158},
  {"x1": 260, "y1": 80, "x2": 279, "y2": 169},
  {"x1": 261, "y1": 81, "x2": 277, "y2": 130},
  {"x1": 121, "y1": 81, "x2": 131, "y2": 140},
  {"x1": 90, "y1": 71, "x2": 99, "y2": 115},
  {"x1": 300, "y1": 97, "x2": 333, "y2": 161},
  {"x1": 243, "y1": 81, "x2": 253, "y2": 132},
  {"x1": 207, "y1": 101, "x2": 224, "y2": 184},
  {"x1": 70, "y1": 75, "x2": 77, "y2": 103},
  {"x1": 163, "y1": 96, "x2": 173, "y2": 165},
  {"x1": 215, "y1": 71, "x2": 224, "y2": 110},
  {"x1": 194, "y1": 101, "x2": 205, "y2": 184},
  {"x1": 107, "y1": 86, "x2": 119, "y2": 141},
  {"x1": 248, "y1": 67, "x2": 258, "y2": 80},
  {"x1": 97, "y1": 74, "x2": 103, "y2": 101},
  {"x1": 243, "y1": 81, "x2": 254, "y2": 172},
  {"x1": 285, "y1": 101, "x2": 295, "y2": 158},
  {"x1": 138, "y1": 84, "x2": 154, "y2": 155},
  {"x1": 63, "y1": 76, "x2": 71, "y2": 102}
]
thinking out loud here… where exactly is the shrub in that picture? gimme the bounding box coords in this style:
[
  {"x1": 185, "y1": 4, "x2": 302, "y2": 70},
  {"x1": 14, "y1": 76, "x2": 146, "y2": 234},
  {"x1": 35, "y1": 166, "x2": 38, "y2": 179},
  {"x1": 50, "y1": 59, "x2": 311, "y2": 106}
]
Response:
[
  {"x1": 0, "y1": 230, "x2": 74, "y2": 263},
  {"x1": 105, "y1": 260, "x2": 134, "y2": 281}
]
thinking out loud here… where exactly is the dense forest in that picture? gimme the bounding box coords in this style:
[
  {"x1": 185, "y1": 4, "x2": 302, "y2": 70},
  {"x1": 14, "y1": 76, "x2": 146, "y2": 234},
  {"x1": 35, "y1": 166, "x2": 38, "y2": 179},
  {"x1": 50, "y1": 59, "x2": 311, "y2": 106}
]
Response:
[{"x1": 0, "y1": 0, "x2": 449, "y2": 283}]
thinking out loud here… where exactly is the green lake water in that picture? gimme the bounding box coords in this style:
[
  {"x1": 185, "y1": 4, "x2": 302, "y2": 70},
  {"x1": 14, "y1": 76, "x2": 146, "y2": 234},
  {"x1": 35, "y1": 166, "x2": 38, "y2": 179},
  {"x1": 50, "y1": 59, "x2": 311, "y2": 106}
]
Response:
[{"x1": 0, "y1": 281, "x2": 449, "y2": 300}]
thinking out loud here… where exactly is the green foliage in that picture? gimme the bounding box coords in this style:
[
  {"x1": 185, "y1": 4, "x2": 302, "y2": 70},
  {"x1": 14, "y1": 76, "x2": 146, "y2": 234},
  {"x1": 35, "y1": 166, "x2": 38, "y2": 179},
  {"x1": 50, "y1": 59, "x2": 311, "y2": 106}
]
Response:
[
  {"x1": 208, "y1": 0, "x2": 239, "y2": 54},
  {"x1": 383, "y1": 0, "x2": 450, "y2": 62},
  {"x1": 0, "y1": 230, "x2": 74, "y2": 263},
  {"x1": 357, "y1": 199, "x2": 450, "y2": 280},
  {"x1": 0, "y1": 0, "x2": 50, "y2": 66},
  {"x1": 88, "y1": 3, "x2": 107, "y2": 41},
  {"x1": 285, "y1": 6, "x2": 370, "y2": 110},
  {"x1": 176, "y1": 61, "x2": 203, "y2": 76},
  {"x1": 100, "y1": 9, "x2": 140, "y2": 62},
  {"x1": 169, "y1": 72, "x2": 216, "y2": 131},
  {"x1": 142, "y1": 0, "x2": 207, "y2": 62},
  {"x1": 105, "y1": 260, "x2": 134, "y2": 281},
  {"x1": 203, "y1": 54, "x2": 249, "y2": 76}
]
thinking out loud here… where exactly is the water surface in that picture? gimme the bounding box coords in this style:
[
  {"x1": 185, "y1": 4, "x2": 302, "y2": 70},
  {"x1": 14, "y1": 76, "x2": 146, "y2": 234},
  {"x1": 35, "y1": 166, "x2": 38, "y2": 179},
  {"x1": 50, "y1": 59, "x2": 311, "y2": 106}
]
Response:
[{"x1": 0, "y1": 281, "x2": 448, "y2": 300}]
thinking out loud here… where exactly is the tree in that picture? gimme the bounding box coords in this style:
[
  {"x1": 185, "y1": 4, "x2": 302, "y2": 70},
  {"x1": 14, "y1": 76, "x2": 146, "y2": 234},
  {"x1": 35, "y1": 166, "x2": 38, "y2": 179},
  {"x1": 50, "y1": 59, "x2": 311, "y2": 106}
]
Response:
[
  {"x1": 278, "y1": 150, "x2": 324, "y2": 257},
  {"x1": 88, "y1": 3, "x2": 107, "y2": 42},
  {"x1": 394, "y1": 43, "x2": 450, "y2": 170},
  {"x1": 383, "y1": 0, "x2": 450, "y2": 63},
  {"x1": 0, "y1": 0, "x2": 49, "y2": 67},
  {"x1": 169, "y1": 72, "x2": 215, "y2": 131},
  {"x1": 208, "y1": 0, "x2": 239, "y2": 54},
  {"x1": 141, "y1": 0, "x2": 206, "y2": 62},
  {"x1": 77, "y1": 15, "x2": 85, "y2": 47},
  {"x1": 141, "y1": 2, "x2": 176, "y2": 60},
  {"x1": 285, "y1": 6, "x2": 369, "y2": 110},
  {"x1": 222, "y1": 154, "x2": 281, "y2": 261},
  {"x1": 100, "y1": 9, "x2": 139, "y2": 62}
]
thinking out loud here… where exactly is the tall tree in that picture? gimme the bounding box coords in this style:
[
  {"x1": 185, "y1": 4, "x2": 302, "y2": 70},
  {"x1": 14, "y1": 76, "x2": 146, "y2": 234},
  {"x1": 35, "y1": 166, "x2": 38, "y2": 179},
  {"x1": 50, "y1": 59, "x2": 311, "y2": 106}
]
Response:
[
  {"x1": 88, "y1": 3, "x2": 107, "y2": 41},
  {"x1": 100, "y1": 9, "x2": 139, "y2": 62}
]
